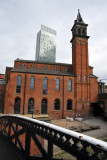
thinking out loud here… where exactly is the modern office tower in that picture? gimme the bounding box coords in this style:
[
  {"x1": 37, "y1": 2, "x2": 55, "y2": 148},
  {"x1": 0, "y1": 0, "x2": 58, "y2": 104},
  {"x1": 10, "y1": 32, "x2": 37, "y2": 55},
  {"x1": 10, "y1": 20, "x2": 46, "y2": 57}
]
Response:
[{"x1": 35, "y1": 24, "x2": 56, "y2": 62}]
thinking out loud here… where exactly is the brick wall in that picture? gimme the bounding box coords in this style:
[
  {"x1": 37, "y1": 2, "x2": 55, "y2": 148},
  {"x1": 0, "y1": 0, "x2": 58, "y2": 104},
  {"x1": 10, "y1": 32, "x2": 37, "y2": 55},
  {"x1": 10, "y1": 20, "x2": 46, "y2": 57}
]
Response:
[
  {"x1": 0, "y1": 81, "x2": 5, "y2": 113},
  {"x1": 4, "y1": 71, "x2": 76, "y2": 119}
]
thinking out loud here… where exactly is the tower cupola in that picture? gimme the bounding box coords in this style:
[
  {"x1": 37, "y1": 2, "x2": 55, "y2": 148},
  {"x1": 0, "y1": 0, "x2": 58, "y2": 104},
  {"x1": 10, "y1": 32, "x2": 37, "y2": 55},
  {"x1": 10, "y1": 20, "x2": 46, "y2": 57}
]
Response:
[{"x1": 71, "y1": 10, "x2": 89, "y2": 42}]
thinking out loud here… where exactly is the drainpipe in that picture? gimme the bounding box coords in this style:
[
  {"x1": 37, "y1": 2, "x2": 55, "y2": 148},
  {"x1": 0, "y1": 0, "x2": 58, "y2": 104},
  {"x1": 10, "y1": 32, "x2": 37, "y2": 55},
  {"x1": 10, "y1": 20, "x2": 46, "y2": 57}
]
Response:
[
  {"x1": 62, "y1": 75, "x2": 64, "y2": 118},
  {"x1": 23, "y1": 73, "x2": 26, "y2": 115}
]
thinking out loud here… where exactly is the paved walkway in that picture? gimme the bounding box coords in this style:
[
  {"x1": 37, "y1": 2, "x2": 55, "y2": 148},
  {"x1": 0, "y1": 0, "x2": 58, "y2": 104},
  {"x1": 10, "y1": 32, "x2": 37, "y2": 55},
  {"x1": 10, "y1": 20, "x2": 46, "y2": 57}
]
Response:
[
  {"x1": 0, "y1": 136, "x2": 21, "y2": 160},
  {"x1": 52, "y1": 117, "x2": 107, "y2": 140},
  {"x1": 83, "y1": 117, "x2": 107, "y2": 140}
]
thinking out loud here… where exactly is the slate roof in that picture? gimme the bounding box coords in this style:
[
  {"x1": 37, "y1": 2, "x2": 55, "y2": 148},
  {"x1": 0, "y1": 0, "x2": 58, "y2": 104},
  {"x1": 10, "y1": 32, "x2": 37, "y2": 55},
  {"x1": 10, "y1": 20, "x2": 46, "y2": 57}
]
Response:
[
  {"x1": 11, "y1": 68, "x2": 76, "y2": 77},
  {"x1": 89, "y1": 74, "x2": 98, "y2": 78},
  {"x1": 15, "y1": 58, "x2": 93, "y2": 69},
  {"x1": 76, "y1": 9, "x2": 84, "y2": 23},
  {"x1": 15, "y1": 58, "x2": 72, "y2": 67}
]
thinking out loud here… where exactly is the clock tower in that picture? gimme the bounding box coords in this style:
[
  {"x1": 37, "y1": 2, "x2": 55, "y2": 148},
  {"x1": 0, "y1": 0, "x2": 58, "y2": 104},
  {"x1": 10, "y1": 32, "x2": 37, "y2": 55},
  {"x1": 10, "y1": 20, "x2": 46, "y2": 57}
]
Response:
[{"x1": 71, "y1": 10, "x2": 90, "y2": 110}]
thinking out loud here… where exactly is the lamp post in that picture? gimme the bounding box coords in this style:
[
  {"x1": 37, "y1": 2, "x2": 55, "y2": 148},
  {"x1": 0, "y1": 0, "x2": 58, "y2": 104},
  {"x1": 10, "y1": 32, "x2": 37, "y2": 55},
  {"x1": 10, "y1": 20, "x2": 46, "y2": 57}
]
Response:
[{"x1": 30, "y1": 109, "x2": 34, "y2": 119}]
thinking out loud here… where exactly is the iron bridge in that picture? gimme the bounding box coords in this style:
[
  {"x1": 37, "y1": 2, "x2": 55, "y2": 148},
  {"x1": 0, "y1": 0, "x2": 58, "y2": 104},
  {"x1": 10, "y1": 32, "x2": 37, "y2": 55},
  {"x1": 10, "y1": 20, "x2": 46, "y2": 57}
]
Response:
[{"x1": 0, "y1": 115, "x2": 107, "y2": 160}]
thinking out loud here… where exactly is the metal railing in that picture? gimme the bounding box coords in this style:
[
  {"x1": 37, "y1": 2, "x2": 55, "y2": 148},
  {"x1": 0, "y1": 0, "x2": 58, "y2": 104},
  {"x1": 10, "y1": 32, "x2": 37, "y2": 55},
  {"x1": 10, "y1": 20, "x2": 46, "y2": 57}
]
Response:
[{"x1": 0, "y1": 115, "x2": 107, "y2": 160}]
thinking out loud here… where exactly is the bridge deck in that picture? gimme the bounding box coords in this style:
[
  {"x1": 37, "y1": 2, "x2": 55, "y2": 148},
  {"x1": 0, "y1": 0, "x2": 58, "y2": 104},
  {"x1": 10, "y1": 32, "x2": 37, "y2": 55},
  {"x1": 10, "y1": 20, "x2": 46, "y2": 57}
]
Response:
[{"x1": 0, "y1": 136, "x2": 21, "y2": 160}]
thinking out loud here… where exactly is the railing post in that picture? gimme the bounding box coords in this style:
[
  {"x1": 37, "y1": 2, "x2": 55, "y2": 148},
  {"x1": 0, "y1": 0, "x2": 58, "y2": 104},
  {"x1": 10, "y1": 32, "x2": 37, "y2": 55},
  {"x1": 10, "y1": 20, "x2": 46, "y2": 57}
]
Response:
[
  {"x1": 25, "y1": 129, "x2": 31, "y2": 160},
  {"x1": 15, "y1": 124, "x2": 18, "y2": 146},
  {"x1": 48, "y1": 139, "x2": 53, "y2": 160},
  {"x1": 8, "y1": 120, "x2": 11, "y2": 137}
]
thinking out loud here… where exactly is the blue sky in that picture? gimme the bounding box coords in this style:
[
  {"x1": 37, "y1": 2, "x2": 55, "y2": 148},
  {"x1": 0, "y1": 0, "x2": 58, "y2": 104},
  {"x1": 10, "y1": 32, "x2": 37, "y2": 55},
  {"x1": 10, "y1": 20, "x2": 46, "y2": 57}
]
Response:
[{"x1": 0, "y1": 0, "x2": 107, "y2": 83}]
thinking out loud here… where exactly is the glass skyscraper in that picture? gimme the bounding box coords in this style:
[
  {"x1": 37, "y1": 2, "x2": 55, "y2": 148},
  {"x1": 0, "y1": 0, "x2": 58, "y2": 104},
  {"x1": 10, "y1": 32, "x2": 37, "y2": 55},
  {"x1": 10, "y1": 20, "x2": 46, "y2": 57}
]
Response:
[{"x1": 35, "y1": 25, "x2": 56, "y2": 62}]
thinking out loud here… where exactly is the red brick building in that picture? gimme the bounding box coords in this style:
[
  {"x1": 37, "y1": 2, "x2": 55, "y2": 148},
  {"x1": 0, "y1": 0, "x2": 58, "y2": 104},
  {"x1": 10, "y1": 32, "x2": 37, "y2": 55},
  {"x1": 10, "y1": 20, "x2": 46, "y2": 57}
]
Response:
[
  {"x1": 2, "y1": 11, "x2": 98, "y2": 119},
  {"x1": 0, "y1": 74, "x2": 5, "y2": 113}
]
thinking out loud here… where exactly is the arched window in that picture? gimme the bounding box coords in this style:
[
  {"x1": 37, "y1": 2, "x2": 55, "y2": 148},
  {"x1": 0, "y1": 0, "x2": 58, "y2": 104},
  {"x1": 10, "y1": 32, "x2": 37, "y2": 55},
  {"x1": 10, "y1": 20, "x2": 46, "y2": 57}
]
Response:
[
  {"x1": 68, "y1": 79, "x2": 72, "y2": 91},
  {"x1": 82, "y1": 28, "x2": 86, "y2": 36},
  {"x1": 84, "y1": 75, "x2": 87, "y2": 82},
  {"x1": 28, "y1": 98, "x2": 34, "y2": 114},
  {"x1": 57, "y1": 67, "x2": 59, "y2": 71},
  {"x1": 79, "y1": 75, "x2": 81, "y2": 82},
  {"x1": 16, "y1": 75, "x2": 21, "y2": 93},
  {"x1": 78, "y1": 28, "x2": 81, "y2": 35},
  {"x1": 14, "y1": 97, "x2": 20, "y2": 114},
  {"x1": 56, "y1": 78, "x2": 60, "y2": 91},
  {"x1": 44, "y1": 66, "x2": 46, "y2": 70},
  {"x1": 43, "y1": 77, "x2": 47, "y2": 94},
  {"x1": 73, "y1": 29, "x2": 76, "y2": 35},
  {"x1": 41, "y1": 98, "x2": 47, "y2": 114},
  {"x1": 67, "y1": 99, "x2": 72, "y2": 110},
  {"x1": 30, "y1": 76, "x2": 35, "y2": 89},
  {"x1": 35, "y1": 65, "x2": 37, "y2": 70},
  {"x1": 54, "y1": 99, "x2": 60, "y2": 110}
]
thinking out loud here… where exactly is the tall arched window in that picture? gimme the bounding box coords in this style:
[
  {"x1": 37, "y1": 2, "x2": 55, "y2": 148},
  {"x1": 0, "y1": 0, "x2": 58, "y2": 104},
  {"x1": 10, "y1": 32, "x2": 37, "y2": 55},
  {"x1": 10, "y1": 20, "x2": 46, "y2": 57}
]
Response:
[
  {"x1": 82, "y1": 28, "x2": 86, "y2": 36},
  {"x1": 78, "y1": 28, "x2": 81, "y2": 35},
  {"x1": 79, "y1": 75, "x2": 81, "y2": 82},
  {"x1": 28, "y1": 98, "x2": 34, "y2": 114},
  {"x1": 35, "y1": 65, "x2": 37, "y2": 70},
  {"x1": 68, "y1": 79, "x2": 72, "y2": 91},
  {"x1": 16, "y1": 75, "x2": 21, "y2": 93},
  {"x1": 14, "y1": 97, "x2": 20, "y2": 114},
  {"x1": 84, "y1": 75, "x2": 87, "y2": 82},
  {"x1": 43, "y1": 77, "x2": 47, "y2": 94},
  {"x1": 30, "y1": 76, "x2": 35, "y2": 89},
  {"x1": 56, "y1": 78, "x2": 60, "y2": 91},
  {"x1": 67, "y1": 99, "x2": 72, "y2": 110},
  {"x1": 41, "y1": 98, "x2": 47, "y2": 114},
  {"x1": 57, "y1": 67, "x2": 59, "y2": 71},
  {"x1": 54, "y1": 99, "x2": 60, "y2": 110}
]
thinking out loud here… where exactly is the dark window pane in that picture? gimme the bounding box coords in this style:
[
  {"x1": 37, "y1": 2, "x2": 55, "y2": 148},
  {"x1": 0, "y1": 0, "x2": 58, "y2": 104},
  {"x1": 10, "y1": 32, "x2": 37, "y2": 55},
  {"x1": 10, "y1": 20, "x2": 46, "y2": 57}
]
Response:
[
  {"x1": 67, "y1": 99, "x2": 72, "y2": 110},
  {"x1": 28, "y1": 98, "x2": 34, "y2": 114},
  {"x1": 54, "y1": 99, "x2": 60, "y2": 110},
  {"x1": 30, "y1": 77, "x2": 35, "y2": 89},
  {"x1": 43, "y1": 77, "x2": 47, "y2": 94},
  {"x1": 79, "y1": 75, "x2": 81, "y2": 82},
  {"x1": 16, "y1": 76, "x2": 21, "y2": 93},
  {"x1": 84, "y1": 75, "x2": 86, "y2": 82},
  {"x1": 56, "y1": 78, "x2": 60, "y2": 91},
  {"x1": 14, "y1": 97, "x2": 20, "y2": 114},
  {"x1": 68, "y1": 79, "x2": 72, "y2": 91},
  {"x1": 41, "y1": 98, "x2": 47, "y2": 114}
]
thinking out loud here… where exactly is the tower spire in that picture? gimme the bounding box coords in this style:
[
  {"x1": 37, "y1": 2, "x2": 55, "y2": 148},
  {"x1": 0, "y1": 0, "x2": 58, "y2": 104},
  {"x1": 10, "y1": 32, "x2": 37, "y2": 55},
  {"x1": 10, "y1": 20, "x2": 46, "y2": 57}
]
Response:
[{"x1": 76, "y1": 9, "x2": 84, "y2": 23}]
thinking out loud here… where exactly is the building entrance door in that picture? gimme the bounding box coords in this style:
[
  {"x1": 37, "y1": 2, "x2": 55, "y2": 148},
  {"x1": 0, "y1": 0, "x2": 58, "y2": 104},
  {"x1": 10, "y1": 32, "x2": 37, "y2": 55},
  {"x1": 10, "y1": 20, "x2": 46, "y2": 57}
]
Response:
[
  {"x1": 41, "y1": 99, "x2": 47, "y2": 114},
  {"x1": 14, "y1": 97, "x2": 20, "y2": 114},
  {"x1": 28, "y1": 98, "x2": 34, "y2": 114}
]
